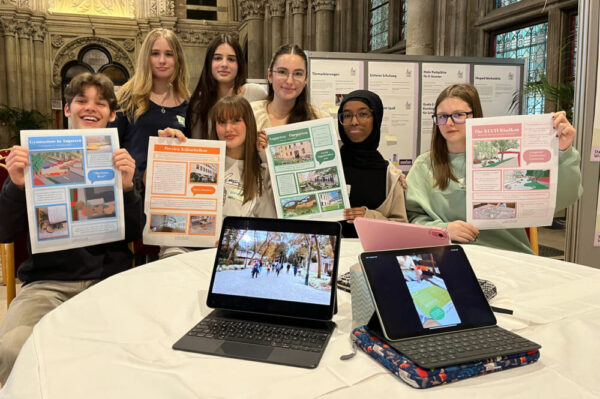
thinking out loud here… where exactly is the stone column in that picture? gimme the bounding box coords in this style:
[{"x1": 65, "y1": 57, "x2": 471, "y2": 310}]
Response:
[
  {"x1": 290, "y1": 0, "x2": 306, "y2": 48},
  {"x1": 17, "y1": 22, "x2": 33, "y2": 110},
  {"x1": 240, "y1": 0, "x2": 266, "y2": 79},
  {"x1": 32, "y1": 21, "x2": 47, "y2": 113},
  {"x1": 268, "y1": 0, "x2": 286, "y2": 55},
  {"x1": 313, "y1": 0, "x2": 335, "y2": 51},
  {"x1": 0, "y1": 16, "x2": 19, "y2": 108},
  {"x1": 406, "y1": 0, "x2": 435, "y2": 55}
]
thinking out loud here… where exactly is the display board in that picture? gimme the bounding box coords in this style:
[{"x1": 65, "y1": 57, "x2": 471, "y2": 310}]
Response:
[{"x1": 306, "y1": 52, "x2": 524, "y2": 171}]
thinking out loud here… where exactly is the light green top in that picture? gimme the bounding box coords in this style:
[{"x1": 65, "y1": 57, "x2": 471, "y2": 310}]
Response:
[{"x1": 405, "y1": 146, "x2": 583, "y2": 254}]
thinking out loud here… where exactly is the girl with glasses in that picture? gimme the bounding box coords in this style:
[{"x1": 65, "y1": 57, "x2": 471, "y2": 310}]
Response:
[
  {"x1": 336, "y1": 90, "x2": 407, "y2": 238},
  {"x1": 252, "y1": 43, "x2": 329, "y2": 135},
  {"x1": 405, "y1": 84, "x2": 582, "y2": 254}
]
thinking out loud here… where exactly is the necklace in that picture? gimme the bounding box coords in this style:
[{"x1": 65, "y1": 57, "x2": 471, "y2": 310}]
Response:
[
  {"x1": 152, "y1": 86, "x2": 173, "y2": 114},
  {"x1": 267, "y1": 103, "x2": 290, "y2": 121}
]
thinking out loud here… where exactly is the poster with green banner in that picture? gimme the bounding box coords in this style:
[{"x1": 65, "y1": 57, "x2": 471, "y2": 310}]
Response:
[{"x1": 264, "y1": 117, "x2": 350, "y2": 220}]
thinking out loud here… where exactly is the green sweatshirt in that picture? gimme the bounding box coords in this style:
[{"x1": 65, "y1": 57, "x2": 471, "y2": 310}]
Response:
[{"x1": 406, "y1": 146, "x2": 582, "y2": 254}]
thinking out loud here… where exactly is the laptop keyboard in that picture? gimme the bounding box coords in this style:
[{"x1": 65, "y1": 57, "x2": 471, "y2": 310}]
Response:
[
  {"x1": 187, "y1": 318, "x2": 330, "y2": 352},
  {"x1": 390, "y1": 326, "x2": 540, "y2": 369}
]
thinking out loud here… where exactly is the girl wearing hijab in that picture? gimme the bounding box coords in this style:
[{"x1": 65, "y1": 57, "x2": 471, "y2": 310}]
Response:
[{"x1": 338, "y1": 90, "x2": 407, "y2": 238}]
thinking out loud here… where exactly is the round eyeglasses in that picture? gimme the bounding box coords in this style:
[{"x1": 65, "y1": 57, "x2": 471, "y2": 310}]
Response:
[
  {"x1": 272, "y1": 68, "x2": 306, "y2": 81},
  {"x1": 338, "y1": 110, "x2": 373, "y2": 125},
  {"x1": 432, "y1": 111, "x2": 473, "y2": 126}
]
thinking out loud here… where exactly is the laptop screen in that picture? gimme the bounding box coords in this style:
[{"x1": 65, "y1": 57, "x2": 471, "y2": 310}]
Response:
[
  {"x1": 360, "y1": 245, "x2": 496, "y2": 340},
  {"x1": 207, "y1": 217, "x2": 341, "y2": 320}
]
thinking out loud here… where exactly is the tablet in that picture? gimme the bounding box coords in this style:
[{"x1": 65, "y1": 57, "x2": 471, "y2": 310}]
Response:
[
  {"x1": 354, "y1": 218, "x2": 449, "y2": 251},
  {"x1": 359, "y1": 245, "x2": 496, "y2": 341}
]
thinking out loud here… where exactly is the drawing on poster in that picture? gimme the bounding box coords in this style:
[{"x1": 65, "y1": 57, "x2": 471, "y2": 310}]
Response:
[
  {"x1": 503, "y1": 170, "x2": 550, "y2": 190},
  {"x1": 31, "y1": 150, "x2": 84, "y2": 186},
  {"x1": 150, "y1": 214, "x2": 187, "y2": 233},
  {"x1": 297, "y1": 167, "x2": 340, "y2": 193},
  {"x1": 473, "y1": 140, "x2": 520, "y2": 168},
  {"x1": 70, "y1": 186, "x2": 116, "y2": 221},
  {"x1": 472, "y1": 202, "x2": 516, "y2": 219},
  {"x1": 270, "y1": 140, "x2": 314, "y2": 168},
  {"x1": 36, "y1": 206, "x2": 68, "y2": 240},
  {"x1": 85, "y1": 135, "x2": 112, "y2": 152},
  {"x1": 281, "y1": 194, "x2": 319, "y2": 218},
  {"x1": 190, "y1": 163, "x2": 218, "y2": 184},
  {"x1": 318, "y1": 190, "x2": 344, "y2": 212},
  {"x1": 190, "y1": 215, "x2": 216, "y2": 235}
]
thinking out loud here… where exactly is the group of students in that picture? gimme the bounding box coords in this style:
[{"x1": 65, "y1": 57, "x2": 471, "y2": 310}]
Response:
[{"x1": 0, "y1": 28, "x2": 582, "y2": 385}]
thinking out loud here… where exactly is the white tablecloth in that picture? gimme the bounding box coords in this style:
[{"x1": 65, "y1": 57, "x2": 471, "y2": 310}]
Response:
[{"x1": 1, "y1": 240, "x2": 599, "y2": 398}]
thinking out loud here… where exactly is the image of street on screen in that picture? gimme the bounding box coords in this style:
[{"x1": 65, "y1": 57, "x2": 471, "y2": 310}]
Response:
[{"x1": 397, "y1": 254, "x2": 462, "y2": 329}]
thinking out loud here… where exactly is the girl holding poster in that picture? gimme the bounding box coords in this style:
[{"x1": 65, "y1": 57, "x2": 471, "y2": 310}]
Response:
[
  {"x1": 337, "y1": 90, "x2": 408, "y2": 238},
  {"x1": 405, "y1": 84, "x2": 582, "y2": 254},
  {"x1": 158, "y1": 96, "x2": 276, "y2": 258},
  {"x1": 252, "y1": 43, "x2": 329, "y2": 133},
  {"x1": 112, "y1": 28, "x2": 190, "y2": 173}
]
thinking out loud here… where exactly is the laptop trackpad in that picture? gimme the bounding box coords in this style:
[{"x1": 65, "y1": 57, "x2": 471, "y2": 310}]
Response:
[{"x1": 219, "y1": 341, "x2": 273, "y2": 359}]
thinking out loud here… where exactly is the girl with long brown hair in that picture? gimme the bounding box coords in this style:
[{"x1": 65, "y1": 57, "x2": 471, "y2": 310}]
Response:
[{"x1": 405, "y1": 83, "x2": 582, "y2": 254}]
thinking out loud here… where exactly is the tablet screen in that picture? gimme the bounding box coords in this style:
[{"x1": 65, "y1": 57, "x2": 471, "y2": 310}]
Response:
[{"x1": 360, "y1": 245, "x2": 496, "y2": 340}]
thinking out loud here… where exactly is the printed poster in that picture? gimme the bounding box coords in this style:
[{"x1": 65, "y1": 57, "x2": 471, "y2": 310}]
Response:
[
  {"x1": 21, "y1": 128, "x2": 125, "y2": 254},
  {"x1": 591, "y1": 11, "x2": 600, "y2": 161},
  {"x1": 473, "y1": 64, "x2": 521, "y2": 117},
  {"x1": 309, "y1": 59, "x2": 364, "y2": 116},
  {"x1": 264, "y1": 118, "x2": 350, "y2": 220},
  {"x1": 466, "y1": 114, "x2": 559, "y2": 229},
  {"x1": 143, "y1": 137, "x2": 226, "y2": 247},
  {"x1": 421, "y1": 63, "x2": 470, "y2": 153},
  {"x1": 368, "y1": 61, "x2": 419, "y2": 171}
]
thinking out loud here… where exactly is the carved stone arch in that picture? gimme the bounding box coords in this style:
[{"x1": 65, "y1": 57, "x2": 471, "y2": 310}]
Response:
[{"x1": 51, "y1": 36, "x2": 134, "y2": 88}]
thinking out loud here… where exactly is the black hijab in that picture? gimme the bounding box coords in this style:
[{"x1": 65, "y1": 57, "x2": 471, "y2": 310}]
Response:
[{"x1": 337, "y1": 90, "x2": 388, "y2": 171}]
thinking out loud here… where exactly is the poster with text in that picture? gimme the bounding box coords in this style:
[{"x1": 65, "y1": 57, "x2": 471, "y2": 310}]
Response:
[
  {"x1": 421, "y1": 63, "x2": 470, "y2": 153},
  {"x1": 466, "y1": 114, "x2": 558, "y2": 229},
  {"x1": 592, "y1": 14, "x2": 600, "y2": 161},
  {"x1": 309, "y1": 59, "x2": 364, "y2": 117},
  {"x1": 368, "y1": 61, "x2": 419, "y2": 171},
  {"x1": 21, "y1": 128, "x2": 125, "y2": 254},
  {"x1": 264, "y1": 118, "x2": 350, "y2": 220},
  {"x1": 143, "y1": 137, "x2": 226, "y2": 247},
  {"x1": 474, "y1": 64, "x2": 521, "y2": 117}
]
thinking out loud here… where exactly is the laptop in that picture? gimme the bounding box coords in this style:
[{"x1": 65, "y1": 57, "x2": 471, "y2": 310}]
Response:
[
  {"x1": 354, "y1": 218, "x2": 450, "y2": 251},
  {"x1": 173, "y1": 216, "x2": 341, "y2": 369},
  {"x1": 359, "y1": 245, "x2": 540, "y2": 369}
]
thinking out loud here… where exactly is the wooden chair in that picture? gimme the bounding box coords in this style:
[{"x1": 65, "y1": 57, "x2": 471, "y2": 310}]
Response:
[
  {"x1": 0, "y1": 148, "x2": 17, "y2": 307},
  {"x1": 526, "y1": 227, "x2": 539, "y2": 256}
]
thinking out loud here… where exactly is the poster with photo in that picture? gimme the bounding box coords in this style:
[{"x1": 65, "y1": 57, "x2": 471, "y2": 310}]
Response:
[
  {"x1": 264, "y1": 118, "x2": 350, "y2": 220},
  {"x1": 368, "y1": 61, "x2": 419, "y2": 171},
  {"x1": 420, "y1": 63, "x2": 470, "y2": 153},
  {"x1": 143, "y1": 137, "x2": 226, "y2": 247},
  {"x1": 21, "y1": 128, "x2": 125, "y2": 254},
  {"x1": 465, "y1": 114, "x2": 559, "y2": 229}
]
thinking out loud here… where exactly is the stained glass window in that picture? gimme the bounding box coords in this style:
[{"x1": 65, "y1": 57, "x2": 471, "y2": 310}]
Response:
[
  {"x1": 369, "y1": 0, "x2": 389, "y2": 51},
  {"x1": 494, "y1": 22, "x2": 548, "y2": 114},
  {"x1": 401, "y1": 0, "x2": 407, "y2": 41},
  {"x1": 569, "y1": 15, "x2": 578, "y2": 82},
  {"x1": 494, "y1": 0, "x2": 522, "y2": 8}
]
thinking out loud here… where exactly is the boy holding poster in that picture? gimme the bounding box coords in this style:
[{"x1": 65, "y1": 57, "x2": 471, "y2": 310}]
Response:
[{"x1": 0, "y1": 72, "x2": 144, "y2": 384}]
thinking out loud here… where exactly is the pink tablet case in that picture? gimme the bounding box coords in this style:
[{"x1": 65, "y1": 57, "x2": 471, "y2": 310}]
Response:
[{"x1": 354, "y1": 218, "x2": 450, "y2": 251}]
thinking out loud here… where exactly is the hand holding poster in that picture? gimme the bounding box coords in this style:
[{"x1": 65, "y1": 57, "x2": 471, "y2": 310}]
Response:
[
  {"x1": 143, "y1": 137, "x2": 226, "y2": 247},
  {"x1": 264, "y1": 118, "x2": 350, "y2": 220},
  {"x1": 21, "y1": 128, "x2": 125, "y2": 254},
  {"x1": 466, "y1": 114, "x2": 558, "y2": 229}
]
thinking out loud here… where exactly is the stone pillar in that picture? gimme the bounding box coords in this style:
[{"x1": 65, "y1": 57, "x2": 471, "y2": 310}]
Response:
[
  {"x1": 314, "y1": 0, "x2": 335, "y2": 51},
  {"x1": 0, "y1": 23, "x2": 7, "y2": 106},
  {"x1": 406, "y1": 0, "x2": 435, "y2": 55},
  {"x1": 0, "y1": 16, "x2": 19, "y2": 108},
  {"x1": 268, "y1": 0, "x2": 286, "y2": 55},
  {"x1": 17, "y1": 22, "x2": 33, "y2": 110},
  {"x1": 290, "y1": 0, "x2": 306, "y2": 48},
  {"x1": 32, "y1": 21, "x2": 47, "y2": 113},
  {"x1": 240, "y1": 0, "x2": 266, "y2": 79}
]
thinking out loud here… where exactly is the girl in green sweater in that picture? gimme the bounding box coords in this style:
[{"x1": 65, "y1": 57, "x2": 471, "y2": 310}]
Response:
[{"x1": 405, "y1": 84, "x2": 582, "y2": 254}]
